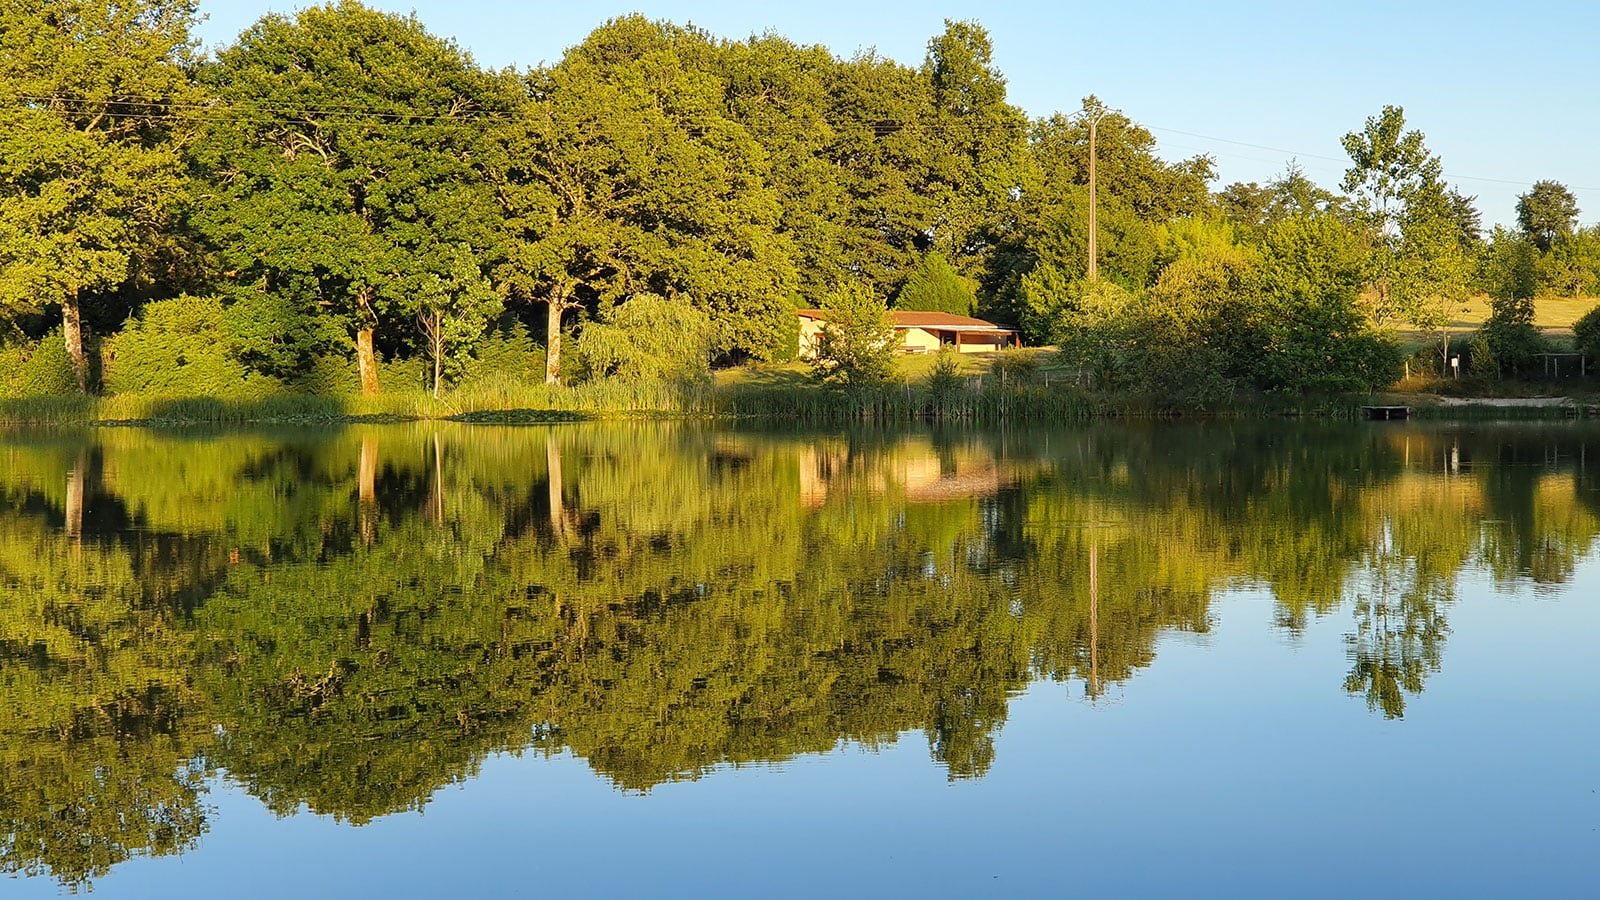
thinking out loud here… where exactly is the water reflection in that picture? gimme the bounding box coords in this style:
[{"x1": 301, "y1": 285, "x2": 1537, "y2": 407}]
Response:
[{"x1": 1, "y1": 421, "x2": 1597, "y2": 888}]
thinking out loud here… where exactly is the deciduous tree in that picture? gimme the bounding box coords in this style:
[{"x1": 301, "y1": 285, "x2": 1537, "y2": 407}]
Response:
[
  {"x1": 192, "y1": 1, "x2": 510, "y2": 395},
  {"x1": 0, "y1": 0, "x2": 200, "y2": 392},
  {"x1": 810, "y1": 282, "x2": 898, "y2": 386},
  {"x1": 1516, "y1": 180, "x2": 1579, "y2": 251}
]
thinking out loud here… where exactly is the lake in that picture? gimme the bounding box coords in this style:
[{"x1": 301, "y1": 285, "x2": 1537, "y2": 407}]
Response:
[{"x1": 2, "y1": 420, "x2": 1597, "y2": 897}]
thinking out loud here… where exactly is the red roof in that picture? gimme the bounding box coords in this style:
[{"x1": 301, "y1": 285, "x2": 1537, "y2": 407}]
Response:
[{"x1": 798, "y1": 309, "x2": 1016, "y2": 332}]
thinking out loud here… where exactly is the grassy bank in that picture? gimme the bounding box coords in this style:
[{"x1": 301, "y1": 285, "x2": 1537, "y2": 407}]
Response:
[
  {"x1": 0, "y1": 379, "x2": 713, "y2": 427},
  {"x1": 7, "y1": 354, "x2": 1600, "y2": 428}
]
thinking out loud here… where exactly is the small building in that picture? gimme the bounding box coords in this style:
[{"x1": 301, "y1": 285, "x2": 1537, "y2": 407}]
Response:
[{"x1": 797, "y1": 309, "x2": 1020, "y2": 360}]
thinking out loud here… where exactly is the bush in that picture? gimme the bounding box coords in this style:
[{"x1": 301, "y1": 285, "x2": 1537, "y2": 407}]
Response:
[
  {"x1": 576, "y1": 294, "x2": 712, "y2": 384},
  {"x1": 924, "y1": 349, "x2": 964, "y2": 414},
  {"x1": 1478, "y1": 320, "x2": 1546, "y2": 377},
  {"x1": 0, "y1": 331, "x2": 77, "y2": 397},
  {"x1": 810, "y1": 282, "x2": 898, "y2": 387},
  {"x1": 104, "y1": 296, "x2": 279, "y2": 397},
  {"x1": 988, "y1": 349, "x2": 1040, "y2": 385},
  {"x1": 460, "y1": 322, "x2": 545, "y2": 387},
  {"x1": 1574, "y1": 305, "x2": 1600, "y2": 361},
  {"x1": 1466, "y1": 333, "x2": 1497, "y2": 378}
]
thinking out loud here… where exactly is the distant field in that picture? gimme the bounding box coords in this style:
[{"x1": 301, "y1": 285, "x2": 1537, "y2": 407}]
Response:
[
  {"x1": 1450, "y1": 294, "x2": 1597, "y2": 332},
  {"x1": 1395, "y1": 293, "x2": 1597, "y2": 347}
]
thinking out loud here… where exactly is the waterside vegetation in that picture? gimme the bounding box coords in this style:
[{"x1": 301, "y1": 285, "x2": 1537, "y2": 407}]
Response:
[{"x1": 4, "y1": 1, "x2": 1600, "y2": 423}]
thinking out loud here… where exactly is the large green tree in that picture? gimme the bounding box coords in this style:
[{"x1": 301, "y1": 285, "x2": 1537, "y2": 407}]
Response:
[
  {"x1": 191, "y1": 1, "x2": 510, "y2": 394},
  {"x1": 983, "y1": 97, "x2": 1215, "y2": 328},
  {"x1": 1516, "y1": 180, "x2": 1579, "y2": 252},
  {"x1": 1341, "y1": 105, "x2": 1473, "y2": 364},
  {"x1": 494, "y1": 17, "x2": 796, "y2": 384},
  {"x1": 919, "y1": 21, "x2": 1030, "y2": 276},
  {"x1": 0, "y1": 0, "x2": 200, "y2": 392}
]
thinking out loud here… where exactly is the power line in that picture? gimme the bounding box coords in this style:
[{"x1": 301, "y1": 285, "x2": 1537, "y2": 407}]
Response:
[
  {"x1": 1144, "y1": 122, "x2": 1600, "y2": 192},
  {"x1": 11, "y1": 93, "x2": 1599, "y2": 192}
]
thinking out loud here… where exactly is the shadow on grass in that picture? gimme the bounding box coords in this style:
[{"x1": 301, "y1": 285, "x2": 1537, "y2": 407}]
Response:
[{"x1": 2, "y1": 394, "x2": 368, "y2": 426}]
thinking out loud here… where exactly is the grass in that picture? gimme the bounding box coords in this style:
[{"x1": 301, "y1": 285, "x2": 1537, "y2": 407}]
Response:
[
  {"x1": 0, "y1": 378, "x2": 713, "y2": 427},
  {"x1": 1395, "y1": 292, "x2": 1598, "y2": 346},
  {"x1": 8, "y1": 344, "x2": 1600, "y2": 427}
]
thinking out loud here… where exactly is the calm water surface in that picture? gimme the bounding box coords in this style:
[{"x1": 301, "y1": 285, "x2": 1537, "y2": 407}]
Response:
[{"x1": 2, "y1": 421, "x2": 1597, "y2": 897}]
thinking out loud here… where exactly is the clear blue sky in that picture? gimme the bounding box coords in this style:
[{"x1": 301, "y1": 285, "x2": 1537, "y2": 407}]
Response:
[{"x1": 194, "y1": 0, "x2": 1600, "y2": 228}]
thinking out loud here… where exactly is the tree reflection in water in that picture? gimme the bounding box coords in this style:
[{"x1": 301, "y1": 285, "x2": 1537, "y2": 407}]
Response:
[{"x1": 1, "y1": 421, "x2": 1596, "y2": 887}]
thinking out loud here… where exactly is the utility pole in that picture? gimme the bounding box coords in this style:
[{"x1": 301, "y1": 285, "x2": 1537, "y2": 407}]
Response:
[{"x1": 1078, "y1": 101, "x2": 1114, "y2": 281}]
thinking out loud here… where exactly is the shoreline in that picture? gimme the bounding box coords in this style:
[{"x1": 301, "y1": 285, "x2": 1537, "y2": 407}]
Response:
[{"x1": 4, "y1": 391, "x2": 1598, "y2": 428}]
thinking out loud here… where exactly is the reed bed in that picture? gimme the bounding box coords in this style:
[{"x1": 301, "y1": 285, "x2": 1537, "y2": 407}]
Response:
[{"x1": 9, "y1": 373, "x2": 1589, "y2": 427}]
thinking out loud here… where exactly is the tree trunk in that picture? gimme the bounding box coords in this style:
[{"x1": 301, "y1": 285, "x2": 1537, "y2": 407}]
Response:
[
  {"x1": 546, "y1": 432, "x2": 567, "y2": 539},
  {"x1": 356, "y1": 327, "x2": 379, "y2": 395},
  {"x1": 62, "y1": 292, "x2": 89, "y2": 393},
  {"x1": 545, "y1": 299, "x2": 564, "y2": 386},
  {"x1": 66, "y1": 450, "x2": 86, "y2": 543},
  {"x1": 431, "y1": 431, "x2": 445, "y2": 525},
  {"x1": 358, "y1": 435, "x2": 378, "y2": 545},
  {"x1": 432, "y1": 323, "x2": 442, "y2": 400}
]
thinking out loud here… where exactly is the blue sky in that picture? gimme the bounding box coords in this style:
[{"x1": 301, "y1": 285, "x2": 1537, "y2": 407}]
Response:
[{"x1": 194, "y1": 1, "x2": 1600, "y2": 228}]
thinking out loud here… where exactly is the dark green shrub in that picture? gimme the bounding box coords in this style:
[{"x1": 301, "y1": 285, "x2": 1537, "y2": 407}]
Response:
[
  {"x1": 0, "y1": 331, "x2": 77, "y2": 396},
  {"x1": 988, "y1": 349, "x2": 1040, "y2": 385},
  {"x1": 460, "y1": 323, "x2": 545, "y2": 388},
  {"x1": 1573, "y1": 304, "x2": 1600, "y2": 361},
  {"x1": 104, "y1": 296, "x2": 280, "y2": 397},
  {"x1": 1478, "y1": 320, "x2": 1546, "y2": 377},
  {"x1": 895, "y1": 251, "x2": 976, "y2": 316}
]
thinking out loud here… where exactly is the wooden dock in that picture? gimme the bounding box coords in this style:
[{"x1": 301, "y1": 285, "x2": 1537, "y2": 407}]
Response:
[{"x1": 1362, "y1": 406, "x2": 1411, "y2": 420}]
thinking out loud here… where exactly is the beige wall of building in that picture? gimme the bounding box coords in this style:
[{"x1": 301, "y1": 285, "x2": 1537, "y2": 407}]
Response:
[
  {"x1": 798, "y1": 314, "x2": 1016, "y2": 360},
  {"x1": 798, "y1": 317, "x2": 828, "y2": 360}
]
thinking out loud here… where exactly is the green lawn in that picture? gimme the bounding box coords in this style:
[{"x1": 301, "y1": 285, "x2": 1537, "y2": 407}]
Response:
[{"x1": 1395, "y1": 293, "x2": 1598, "y2": 343}]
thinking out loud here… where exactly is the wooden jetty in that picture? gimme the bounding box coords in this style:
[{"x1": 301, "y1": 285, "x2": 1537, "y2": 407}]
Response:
[{"x1": 1362, "y1": 405, "x2": 1411, "y2": 420}]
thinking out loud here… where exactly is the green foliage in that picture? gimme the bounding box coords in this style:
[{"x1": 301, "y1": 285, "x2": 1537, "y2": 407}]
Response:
[
  {"x1": 1539, "y1": 226, "x2": 1600, "y2": 297},
  {"x1": 1477, "y1": 248, "x2": 1547, "y2": 377},
  {"x1": 459, "y1": 323, "x2": 546, "y2": 387},
  {"x1": 1465, "y1": 333, "x2": 1496, "y2": 377},
  {"x1": 0, "y1": 331, "x2": 78, "y2": 397},
  {"x1": 1050, "y1": 278, "x2": 1136, "y2": 387},
  {"x1": 192, "y1": 1, "x2": 513, "y2": 394},
  {"x1": 896, "y1": 252, "x2": 976, "y2": 316},
  {"x1": 575, "y1": 294, "x2": 712, "y2": 384},
  {"x1": 987, "y1": 349, "x2": 1040, "y2": 385},
  {"x1": 1570, "y1": 304, "x2": 1600, "y2": 361},
  {"x1": 1516, "y1": 180, "x2": 1579, "y2": 251},
  {"x1": 1219, "y1": 163, "x2": 1348, "y2": 235},
  {"x1": 810, "y1": 282, "x2": 899, "y2": 387},
  {"x1": 0, "y1": 6, "x2": 1547, "y2": 410},
  {"x1": 982, "y1": 96, "x2": 1216, "y2": 327},
  {"x1": 494, "y1": 17, "x2": 798, "y2": 370},
  {"x1": 1479, "y1": 227, "x2": 1539, "y2": 302},
  {"x1": 924, "y1": 348, "x2": 965, "y2": 410},
  {"x1": 0, "y1": 0, "x2": 201, "y2": 391},
  {"x1": 104, "y1": 296, "x2": 276, "y2": 397},
  {"x1": 1341, "y1": 105, "x2": 1469, "y2": 331},
  {"x1": 1257, "y1": 213, "x2": 1399, "y2": 394}
]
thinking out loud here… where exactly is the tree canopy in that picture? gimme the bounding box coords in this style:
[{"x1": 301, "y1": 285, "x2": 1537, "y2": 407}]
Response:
[{"x1": 2, "y1": 1, "x2": 1596, "y2": 406}]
